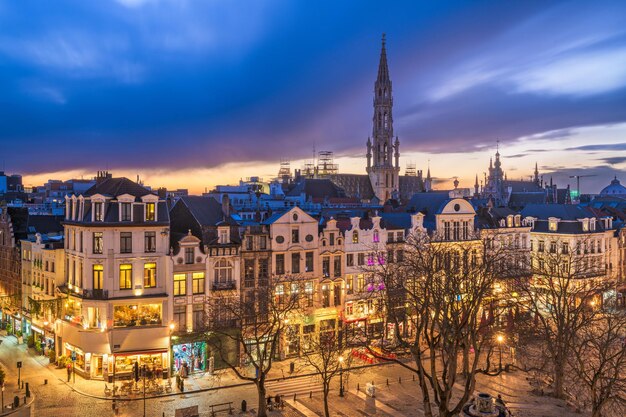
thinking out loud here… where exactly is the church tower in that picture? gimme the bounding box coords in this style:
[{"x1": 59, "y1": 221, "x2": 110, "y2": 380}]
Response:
[{"x1": 367, "y1": 34, "x2": 400, "y2": 202}]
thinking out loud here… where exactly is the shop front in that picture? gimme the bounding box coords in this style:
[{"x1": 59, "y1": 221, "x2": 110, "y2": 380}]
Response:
[
  {"x1": 172, "y1": 341, "x2": 207, "y2": 376},
  {"x1": 56, "y1": 320, "x2": 111, "y2": 379},
  {"x1": 109, "y1": 351, "x2": 168, "y2": 382}
]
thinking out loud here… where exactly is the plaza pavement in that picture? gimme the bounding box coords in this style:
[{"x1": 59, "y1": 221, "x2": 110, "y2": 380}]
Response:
[{"x1": 0, "y1": 332, "x2": 576, "y2": 417}]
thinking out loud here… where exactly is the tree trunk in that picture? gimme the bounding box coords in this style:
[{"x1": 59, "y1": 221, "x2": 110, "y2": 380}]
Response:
[
  {"x1": 257, "y1": 381, "x2": 267, "y2": 417},
  {"x1": 462, "y1": 343, "x2": 470, "y2": 378},
  {"x1": 323, "y1": 384, "x2": 330, "y2": 417},
  {"x1": 553, "y1": 362, "x2": 565, "y2": 399}
]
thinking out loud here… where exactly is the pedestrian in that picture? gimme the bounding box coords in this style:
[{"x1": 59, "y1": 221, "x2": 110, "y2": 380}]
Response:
[{"x1": 67, "y1": 364, "x2": 72, "y2": 382}]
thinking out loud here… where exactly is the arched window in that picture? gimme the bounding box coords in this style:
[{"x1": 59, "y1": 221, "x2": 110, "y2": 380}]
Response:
[
  {"x1": 384, "y1": 112, "x2": 388, "y2": 129},
  {"x1": 214, "y1": 259, "x2": 232, "y2": 283},
  {"x1": 373, "y1": 230, "x2": 379, "y2": 243},
  {"x1": 352, "y1": 231, "x2": 359, "y2": 244},
  {"x1": 378, "y1": 113, "x2": 382, "y2": 129}
]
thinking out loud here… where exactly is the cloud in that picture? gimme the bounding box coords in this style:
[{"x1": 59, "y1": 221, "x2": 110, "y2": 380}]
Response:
[
  {"x1": 566, "y1": 143, "x2": 626, "y2": 152},
  {"x1": 600, "y1": 156, "x2": 626, "y2": 165}
]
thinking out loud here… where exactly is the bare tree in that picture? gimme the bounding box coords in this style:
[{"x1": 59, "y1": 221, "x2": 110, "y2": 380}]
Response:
[
  {"x1": 299, "y1": 329, "x2": 350, "y2": 417},
  {"x1": 363, "y1": 231, "x2": 507, "y2": 417},
  {"x1": 205, "y1": 278, "x2": 301, "y2": 417},
  {"x1": 569, "y1": 310, "x2": 626, "y2": 417},
  {"x1": 516, "y1": 237, "x2": 611, "y2": 399}
]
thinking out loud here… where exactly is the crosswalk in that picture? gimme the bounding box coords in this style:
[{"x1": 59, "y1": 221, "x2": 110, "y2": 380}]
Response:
[{"x1": 266, "y1": 375, "x2": 325, "y2": 398}]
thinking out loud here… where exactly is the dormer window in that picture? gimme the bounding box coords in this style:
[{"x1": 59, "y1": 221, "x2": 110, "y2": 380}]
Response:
[
  {"x1": 373, "y1": 230, "x2": 379, "y2": 243},
  {"x1": 219, "y1": 228, "x2": 229, "y2": 244},
  {"x1": 590, "y1": 218, "x2": 596, "y2": 231},
  {"x1": 507, "y1": 216, "x2": 513, "y2": 228},
  {"x1": 548, "y1": 218, "x2": 558, "y2": 232},
  {"x1": 146, "y1": 203, "x2": 155, "y2": 221},
  {"x1": 582, "y1": 219, "x2": 589, "y2": 232},
  {"x1": 352, "y1": 231, "x2": 359, "y2": 244},
  {"x1": 94, "y1": 202, "x2": 104, "y2": 222},
  {"x1": 121, "y1": 203, "x2": 132, "y2": 222}
]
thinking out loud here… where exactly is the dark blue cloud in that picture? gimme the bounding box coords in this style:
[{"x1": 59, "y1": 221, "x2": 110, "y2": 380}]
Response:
[{"x1": 1, "y1": 0, "x2": 625, "y2": 174}]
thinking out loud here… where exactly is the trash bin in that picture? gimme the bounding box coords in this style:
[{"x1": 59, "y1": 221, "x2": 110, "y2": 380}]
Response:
[
  {"x1": 241, "y1": 400, "x2": 247, "y2": 412},
  {"x1": 289, "y1": 362, "x2": 295, "y2": 374}
]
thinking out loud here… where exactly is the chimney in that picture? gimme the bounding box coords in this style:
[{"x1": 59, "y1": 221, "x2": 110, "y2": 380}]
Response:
[{"x1": 222, "y1": 194, "x2": 230, "y2": 218}]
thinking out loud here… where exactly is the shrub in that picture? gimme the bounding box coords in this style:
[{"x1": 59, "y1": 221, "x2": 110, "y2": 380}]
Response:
[
  {"x1": 15, "y1": 330, "x2": 22, "y2": 339},
  {"x1": 48, "y1": 349, "x2": 56, "y2": 364},
  {"x1": 56, "y1": 355, "x2": 68, "y2": 368},
  {"x1": 27, "y1": 334, "x2": 35, "y2": 348}
]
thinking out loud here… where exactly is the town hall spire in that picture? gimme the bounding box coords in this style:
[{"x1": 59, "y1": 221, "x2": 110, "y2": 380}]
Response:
[{"x1": 367, "y1": 34, "x2": 400, "y2": 202}]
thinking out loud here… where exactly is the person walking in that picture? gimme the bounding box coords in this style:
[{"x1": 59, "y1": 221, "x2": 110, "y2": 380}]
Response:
[{"x1": 66, "y1": 364, "x2": 72, "y2": 382}]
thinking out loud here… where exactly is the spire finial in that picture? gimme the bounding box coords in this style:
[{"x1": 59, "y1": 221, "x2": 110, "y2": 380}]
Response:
[{"x1": 382, "y1": 33, "x2": 386, "y2": 46}]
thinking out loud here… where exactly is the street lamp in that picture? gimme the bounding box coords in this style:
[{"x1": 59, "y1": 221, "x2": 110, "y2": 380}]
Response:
[
  {"x1": 496, "y1": 334, "x2": 504, "y2": 371},
  {"x1": 338, "y1": 356, "x2": 344, "y2": 397}
]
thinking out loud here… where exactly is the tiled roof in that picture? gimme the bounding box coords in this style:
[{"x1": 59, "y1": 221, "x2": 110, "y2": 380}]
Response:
[
  {"x1": 84, "y1": 177, "x2": 155, "y2": 200},
  {"x1": 179, "y1": 196, "x2": 229, "y2": 226},
  {"x1": 520, "y1": 204, "x2": 594, "y2": 220}
]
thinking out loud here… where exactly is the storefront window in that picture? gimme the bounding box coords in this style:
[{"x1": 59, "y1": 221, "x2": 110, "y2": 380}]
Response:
[
  {"x1": 114, "y1": 353, "x2": 165, "y2": 375},
  {"x1": 173, "y1": 342, "x2": 207, "y2": 374},
  {"x1": 113, "y1": 303, "x2": 162, "y2": 327}
]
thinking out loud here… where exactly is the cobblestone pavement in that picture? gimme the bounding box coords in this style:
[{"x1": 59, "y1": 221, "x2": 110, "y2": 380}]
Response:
[{"x1": 0, "y1": 333, "x2": 577, "y2": 417}]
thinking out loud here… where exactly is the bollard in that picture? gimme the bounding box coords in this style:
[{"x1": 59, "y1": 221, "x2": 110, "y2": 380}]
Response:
[
  {"x1": 13, "y1": 396, "x2": 19, "y2": 409},
  {"x1": 25, "y1": 382, "x2": 30, "y2": 397},
  {"x1": 413, "y1": 374, "x2": 415, "y2": 381},
  {"x1": 386, "y1": 378, "x2": 389, "y2": 386},
  {"x1": 399, "y1": 377, "x2": 401, "y2": 384},
  {"x1": 23, "y1": 396, "x2": 26, "y2": 404},
  {"x1": 241, "y1": 400, "x2": 247, "y2": 412},
  {"x1": 21, "y1": 381, "x2": 24, "y2": 389},
  {"x1": 309, "y1": 390, "x2": 312, "y2": 399},
  {"x1": 294, "y1": 393, "x2": 297, "y2": 402},
  {"x1": 44, "y1": 379, "x2": 48, "y2": 385},
  {"x1": 357, "y1": 383, "x2": 360, "y2": 392}
]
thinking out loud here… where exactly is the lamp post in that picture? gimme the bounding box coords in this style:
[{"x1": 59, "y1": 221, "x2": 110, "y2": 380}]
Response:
[
  {"x1": 338, "y1": 356, "x2": 344, "y2": 397},
  {"x1": 496, "y1": 334, "x2": 504, "y2": 372},
  {"x1": 2, "y1": 383, "x2": 4, "y2": 411}
]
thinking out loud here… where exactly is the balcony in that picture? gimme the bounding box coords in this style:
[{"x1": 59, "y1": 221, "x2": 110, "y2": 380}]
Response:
[
  {"x1": 82, "y1": 289, "x2": 109, "y2": 300},
  {"x1": 212, "y1": 281, "x2": 236, "y2": 291}
]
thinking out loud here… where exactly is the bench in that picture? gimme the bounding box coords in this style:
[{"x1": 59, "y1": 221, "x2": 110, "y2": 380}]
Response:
[{"x1": 210, "y1": 402, "x2": 233, "y2": 416}]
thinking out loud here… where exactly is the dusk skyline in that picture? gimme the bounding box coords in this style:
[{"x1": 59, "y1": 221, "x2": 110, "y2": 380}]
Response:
[{"x1": 1, "y1": 0, "x2": 625, "y2": 193}]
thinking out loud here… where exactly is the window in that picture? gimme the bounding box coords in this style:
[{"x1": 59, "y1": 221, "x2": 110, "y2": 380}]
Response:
[
  {"x1": 79, "y1": 231, "x2": 83, "y2": 252},
  {"x1": 334, "y1": 283, "x2": 341, "y2": 306},
  {"x1": 323, "y1": 257, "x2": 330, "y2": 277},
  {"x1": 562, "y1": 243, "x2": 569, "y2": 254},
  {"x1": 322, "y1": 285, "x2": 330, "y2": 308},
  {"x1": 373, "y1": 230, "x2": 379, "y2": 242},
  {"x1": 291, "y1": 252, "x2": 300, "y2": 273},
  {"x1": 292, "y1": 228, "x2": 299, "y2": 243},
  {"x1": 304, "y1": 282, "x2": 314, "y2": 307},
  {"x1": 93, "y1": 265, "x2": 104, "y2": 290},
  {"x1": 396, "y1": 231, "x2": 403, "y2": 242},
  {"x1": 352, "y1": 231, "x2": 359, "y2": 244},
  {"x1": 144, "y1": 232, "x2": 156, "y2": 253},
  {"x1": 119, "y1": 264, "x2": 132, "y2": 290},
  {"x1": 334, "y1": 256, "x2": 341, "y2": 277},
  {"x1": 357, "y1": 253, "x2": 365, "y2": 266},
  {"x1": 329, "y1": 233, "x2": 335, "y2": 246},
  {"x1": 214, "y1": 259, "x2": 232, "y2": 283},
  {"x1": 145, "y1": 203, "x2": 155, "y2": 221},
  {"x1": 550, "y1": 241, "x2": 557, "y2": 254},
  {"x1": 305, "y1": 252, "x2": 314, "y2": 272},
  {"x1": 93, "y1": 232, "x2": 103, "y2": 254},
  {"x1": 144, "y1": 263, "x2": 156, "y2": 288},
  {"x1": 94, "y1": 202, "x2": 103, "y2": 222},
  {"x1": 174, "y1": 273, "x2": 186, "y2": 296},
  {"x1": 346, "y1": 274, "x2": 353, "y2": 294},
  {"x1": 174, "y1": 305, "x2": 186, "y2": 330},
  {"x1": 397, "y1": 250, "x2": 404, "y2": 263},
  {"x1": 538, "y1": 240, "x2": 545, "y2": 253},
  {"x1": 113, "y1": 303, "x2": 162, "y2": 327},
  {"x1": 219, "y1": 229, "x2": 229, "y2": 244},
  {"x1": 244, "y1": 259, "x2": 255, "y2": 287},
  {"x1": 259, "y1": 258, "x2": 269, "y2": 279},
  {"x1": 120, "y1": 232, "x2": 132, "y2": 253},
  {"x1": 387, "y1": 250, "x2": 394, "y2": 263},
  {"x1": 444, "y1": 222, "x2": 451, "y2": 240},
  {"x1": 192, "y1": 304, "x2": 205, "y2": 330},
  {"x1": 462, "y1": 222, "x2": 469, "y2": 240},
  {"x1": 185, "y1": 247, "x2": 194, "y2": 264},
  {"x1": 387, "y1": 232, "x2": 394, "y2": 243},
  {"x1": 275, "y1": 254, "x2": 285, "y2": 275},
  {"x1": 259, "y1": 236, "x2": 267, "y2": 250},
  {"x1": 192, "y1": 272, "x2": 205, "y2": 294},
  {"x1": 245, "y1": 237, "x2": 253, "y2": 250},
  {"x1": 347, "y1": 254, "x2": 354, "y2": 267},
  {"x1": 121, "y1": 203, "x2": 132, "y2": 221},
  {"x1": 453, "y1": 221, "x2": 460, "y2": 240},
  {"x1": 275, "y1": 284, "x2": 285, "y2": 306}
]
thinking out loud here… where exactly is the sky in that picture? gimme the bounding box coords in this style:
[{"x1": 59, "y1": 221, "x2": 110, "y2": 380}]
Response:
[{"x1": 1, "y1": 0, "x2": 625, "y2": 194}]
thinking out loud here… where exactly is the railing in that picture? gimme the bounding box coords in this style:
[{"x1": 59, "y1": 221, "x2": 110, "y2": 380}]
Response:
[
  {"x1": 83, "y1": 289, "x2": 109, "y2": 299},
  {"x1": 212, "y1": 281, "x2": 236, "y2": 291}
]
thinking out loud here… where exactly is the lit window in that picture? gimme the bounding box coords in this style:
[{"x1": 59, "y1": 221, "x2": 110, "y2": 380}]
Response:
[
  {"x1": 144, "y1": 263, "x2": 157, "y2": 288},
  {"x1": 192, "y1": 272, "x2": 205, "y2": 294},
  {"x1": 174, "y1": 273, "x2": 186, "y2": 296},
  {"x1": 145, "y1": 203, "x2": 155, "y2": 221},
  {"x1": 119, "y1": 264, "x2": 132, "y2": 290}
]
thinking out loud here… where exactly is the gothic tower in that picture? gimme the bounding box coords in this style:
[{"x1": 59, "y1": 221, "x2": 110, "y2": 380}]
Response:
[{"x1": 366, "y1": 34, "x2": 400, "y2": 202}]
